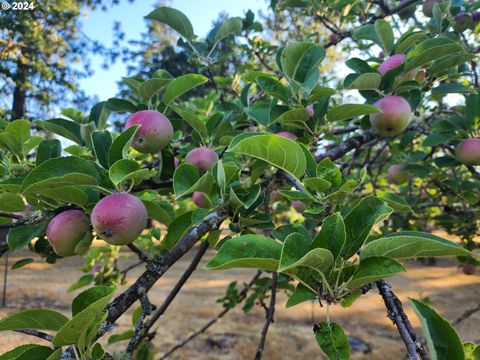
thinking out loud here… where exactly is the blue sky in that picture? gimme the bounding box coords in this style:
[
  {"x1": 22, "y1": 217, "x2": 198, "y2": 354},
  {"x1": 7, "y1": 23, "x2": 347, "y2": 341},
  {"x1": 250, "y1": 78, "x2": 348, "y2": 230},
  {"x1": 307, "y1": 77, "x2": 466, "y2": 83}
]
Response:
[{"x1": 79, "y1": 0, "x2": 269, "y2": 101}]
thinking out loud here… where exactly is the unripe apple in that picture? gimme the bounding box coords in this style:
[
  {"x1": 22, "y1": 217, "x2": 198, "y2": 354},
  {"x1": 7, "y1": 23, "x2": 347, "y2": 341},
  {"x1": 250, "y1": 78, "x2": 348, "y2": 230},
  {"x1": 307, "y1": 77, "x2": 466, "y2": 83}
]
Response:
[
  {"x1": 91, "y1": 192, "x2": 148, "y2": 246},
  {"x1": 387, "y1": 164, "x2": 410, "y2": 185},
  {"x1": 456, "y1": 138, "x2": 480, "y2": 165},
  {"x1": 305, "y1": 105, "x2": 315, "y2": 117},
  {"x1": 292, "y1": 201, "x2": 306, "y2": 212},
  {"x1": 453, "y1": 12, "x2": 473, "y2": 32},
  {"x1": 192, "y1": 192, "x2": 211, "y2": 208},
  {"x1": 125, "y1": 110, "x2": 173, "y2": 153},
  {"x1": 398, "y1": 0, "x2": 417, "y2": 20},
  {"x1": 369, "y1": 96, "x2": 411, "y2": 136},
  {"x1": 276, "y1": 132, "x2": 298, "y2": 141},
  {"x1": 462, "y1": 263, "x2": 476, "y2": 275},
  {"x1": 377, "y1": 54, "x2": 405, "y2": 76},
  {"x1": 46, "y1": 210, "x2": 91, "y2": 257},
  {"x1": 422, "y1": 0, "x2": 441, "y2": 17},
  {"x1": 185, "y1": 147, "x2": 219, "y2": 172}
]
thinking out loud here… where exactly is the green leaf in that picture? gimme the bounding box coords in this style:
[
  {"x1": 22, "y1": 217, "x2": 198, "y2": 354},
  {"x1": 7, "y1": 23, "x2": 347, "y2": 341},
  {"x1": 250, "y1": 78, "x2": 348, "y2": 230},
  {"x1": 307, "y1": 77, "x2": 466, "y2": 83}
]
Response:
[
  {"x1": 36, "y1": 139, "x2": 61, "y2": 166},
  {"x1": 108, "y1": 330, "x2": 135, "y2": 344},
  {"x1": 71, "y1": 286, "x2": 115, "y2": 317},
  {"x1": 89, "y1": 101, "x2": 111, "y2": 129},
  {"x1": 145, "y1": 6, "x2": 194, "y2": 40},
  {"x1": 228, "y1": 134, "x2": 306, "y2": 178},
  {"x1": 405, "y1": 38, "x2": 463, "y2": 71},
  {"x1": 11, "y1": 258, "x2": 34, "y2": 270},
  {"x1": 269, "y1": 108, "x2": 310, "y2": 126},
  {"x1": 91, "y1": 130, "x2": 112, "y2": 169},
  {"x1": 162, "y1": 74, "x2": 208, "y2": 105},
  {"x1": 11, "y1": 346, "x2": 54, "y2": 360},
  {"x1": 303, "y1": 177, "x2": 331, "y2": 193},
  {"x1": 138, "y1": 79, "x2": 172, "y2": 102},
  {"x1": 214, "y1": 17, "x2": 243, "y2": 43},
  {"x1": 409, "y1": 299, "x2": 465, "y2": 360},
  {"x1": 0, "y1": 344, "x2": 39, "y2": 360},
  {"x1": 314, "y1": 322, "x2": 350, "y2": 360},
  {"x1": 0, "y1": 309, "x2": 69, "y2": 331},
  {"x1": 374, "y1": 19, "x2": 394, "y2": 53},
  {"x1": 361, "y1": 231, "x2": 471, "y2": 259},
  {"x1": 256, "y1": 76, "x2": 289, "y2": 102},
  {"x1": 345, "y1": 58, "x2": 373, "y2": 74},
  {"x1": 173, "y1": 164, "x2": 215, "y2": 198},
  {"x1": 163, "y1": 211, "x2": 192, "y2": 249},
  {"x1": 279, "y1": 232, "x2": 334, "y2": 273},
  {"x1": 377, "y1": 191, "x2": 414, "y2": 213},
  {"x1": 19, "y1": 157, "x2": 100, "y2": 204},
  {"x1": 35, "y1": 118, "x2": 83, "y2": 145},
  {"x1": 316, "y1": 158, "x2": 342, "y2": 188},
  {"x1": 346, "y1": 73, "x2": 382, "y2": 90},
  {"x1": 108, "y1": 125, "x2": 139, "y2": 165},
  {"x1": 109, "y1": 159, "x2": 150, "y2": 186},
  {"x1": 347, "y1": 257, "x2": 405, "y2": 290},
  {"x1": 430, "y1": 53, "x2": 475, "y2": 76},
  {"x1": 0, "y1": 193, "x2": 25, "y2": 212},
  {"x1": 105, "y1": 98, "x2": 137, "y2": 113},
  {"x1": 7, "y1": 223, "x2": 46, "y2": 251},
  {"x1": 422, "y1": 133, "x2": 452, "y2": 147},
  {"x1": 205, "y1": 235, "x2": 281, "y2": 271},
  {"x1": 431, "y1": 84, "x2": 476, "y2": 96},
  {"x1": 327, "y1": 104, "x2": 381, "y2": 122},
  {"x1": 395, "y1": 30, "x2": 428, "y2": 54},
  {"x1": 311, "y1": 212, "x2": 346, "y2": 260},
  {"x1": 286, "y1": 284, "x2": 316, "y2": 308},
  {"x1": 342, "y1": 196, "x2": 393, "y2": 259},
  {"x1": 53, "y1": 287, "x2": 115, "y2": 346},
  {"x1": 170, "y1": 105, "x2": 208, "y2": 139},
  {"x1": 280, "y1": 42, "x2": 326, "y2": 84},
  {"x1": 143, "y1": 199, "x2": 175, "y2": 226},
  {"x1": 67, "y1": 274, "x2": 94, "y2": 293}
]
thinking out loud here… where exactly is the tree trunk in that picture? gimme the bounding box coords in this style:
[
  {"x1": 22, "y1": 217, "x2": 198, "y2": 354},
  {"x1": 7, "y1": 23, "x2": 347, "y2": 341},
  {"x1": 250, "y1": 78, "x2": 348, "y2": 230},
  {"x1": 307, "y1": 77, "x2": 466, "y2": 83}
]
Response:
[{"x1": 11, "y1": 62, "x2": 27, "y2": 120}]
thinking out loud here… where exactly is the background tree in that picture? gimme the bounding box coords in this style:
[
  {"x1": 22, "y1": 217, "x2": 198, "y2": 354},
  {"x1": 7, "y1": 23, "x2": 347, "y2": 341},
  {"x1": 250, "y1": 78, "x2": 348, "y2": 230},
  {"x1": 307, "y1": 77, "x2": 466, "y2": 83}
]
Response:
[{"x1": 0, "y1": 0, "x2": 132, "y2": 120}]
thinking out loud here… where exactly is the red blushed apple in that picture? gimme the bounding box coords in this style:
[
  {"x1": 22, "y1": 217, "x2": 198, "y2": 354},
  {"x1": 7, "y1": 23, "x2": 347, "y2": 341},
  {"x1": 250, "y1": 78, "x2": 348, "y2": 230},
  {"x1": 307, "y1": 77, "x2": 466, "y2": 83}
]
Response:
[
  {"x1": 277, "y1": 132, "x2": 298, "y2": 141},
  {"x1": 292, "y1": 201, "x2": 306, "y2": 212},
  {"x1": 192, "y1": 192, "x2": 211, "y2": 208},
  {"x1": 185, "y1": 147, "x2": 219, "y2": 172},
  {"x1": 462, "y1": 263, "x2": 476, "y2": 275},
  {"x1": 125, "y1": 110, "x2": 173, "y2": 153},
  {"x1": 91, "y1": 192, "x2": 148, "y2": 246},
  {"x1": 369, "y1": 96, "x2": 411, "y2": 136},
  {"x1": 377, "y1": 54, "x2": 405, "y2": 76},
  {"x1": 46, "y1": 210, "x2": 91, "y2": 257},
  {"x1": 456, "y1": 138, "x2": 480, "y2": 166}
]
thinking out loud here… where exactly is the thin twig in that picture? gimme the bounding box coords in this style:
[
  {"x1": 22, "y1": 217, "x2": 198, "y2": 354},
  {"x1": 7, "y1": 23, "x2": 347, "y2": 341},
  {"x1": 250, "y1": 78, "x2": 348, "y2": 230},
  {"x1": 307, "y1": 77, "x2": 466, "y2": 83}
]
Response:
[
  {"x1": 254, "y1": 271, "x2": 278, "y2": 360},
  {"x1": 453, "y1": 303, "x2": 480, "y2": 325},
  {"x1": 14, "y1": 329, "x2": 53, "y2": 342},
  {"x1": 127, "y1": 241, "x2": 209, "y2": 352},
  {"x1": 159, "y1": 270, "x2": 262, "y2": 359}
]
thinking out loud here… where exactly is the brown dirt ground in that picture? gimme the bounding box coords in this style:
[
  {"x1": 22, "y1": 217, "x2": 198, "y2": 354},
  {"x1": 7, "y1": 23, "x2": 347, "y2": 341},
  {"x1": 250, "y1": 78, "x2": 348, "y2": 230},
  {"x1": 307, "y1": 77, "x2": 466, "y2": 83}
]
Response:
[{"x1": 0, "y1": 247, "x2": 479, "y2": 359}]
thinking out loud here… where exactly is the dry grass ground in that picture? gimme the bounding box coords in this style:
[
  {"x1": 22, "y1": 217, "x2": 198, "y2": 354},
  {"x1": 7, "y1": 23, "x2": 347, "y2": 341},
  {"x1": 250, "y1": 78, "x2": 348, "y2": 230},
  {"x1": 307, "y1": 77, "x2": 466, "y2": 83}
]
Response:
[{"x1": 0, "y1": 247, "x2": 479, "y2": 359}]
